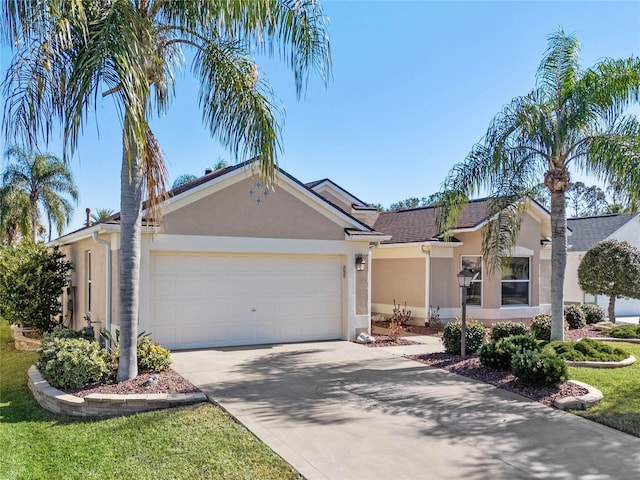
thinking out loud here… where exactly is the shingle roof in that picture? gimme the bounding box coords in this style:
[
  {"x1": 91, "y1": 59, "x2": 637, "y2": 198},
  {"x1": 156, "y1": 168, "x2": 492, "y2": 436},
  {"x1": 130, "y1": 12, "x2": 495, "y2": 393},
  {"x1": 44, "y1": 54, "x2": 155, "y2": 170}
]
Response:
[
  {"x1": 567, "y1": 213, "x2": 638, "y2": 252},
  {"x1": 373, "y1": 198, "x2": 492, "y2": 244}
]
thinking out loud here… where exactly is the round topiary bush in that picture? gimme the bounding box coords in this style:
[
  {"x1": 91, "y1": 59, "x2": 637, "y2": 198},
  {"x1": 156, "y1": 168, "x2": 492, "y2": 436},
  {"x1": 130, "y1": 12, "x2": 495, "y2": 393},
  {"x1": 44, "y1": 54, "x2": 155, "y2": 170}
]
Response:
[
  {"x1": 442, "y1": 320, "x2": 486, "y2": 355},
  {"x1": 511, "y1": 350, "x2": 568, "y2": 387},
  {"x1": 137, "y1": 336, "x2": 171, "y2": 373},
  {"x1": 479, "y1": 334, "x2": 540, "y2": 371},
  {"x1": 564, "y1": 305, "x2": 585, "y2": 330},
  {"x1": 37, "y1": 337, "x2": 114, "y2": 389},
  {"x1": 490, "y1": 321, "x2": 528, "y2": 341},
  {"x1": 581, "y1": 304, "x2": 606, "y2": 325},
  {"x1": 530, "y1": 314, "x2": 552, "y2": 341}
]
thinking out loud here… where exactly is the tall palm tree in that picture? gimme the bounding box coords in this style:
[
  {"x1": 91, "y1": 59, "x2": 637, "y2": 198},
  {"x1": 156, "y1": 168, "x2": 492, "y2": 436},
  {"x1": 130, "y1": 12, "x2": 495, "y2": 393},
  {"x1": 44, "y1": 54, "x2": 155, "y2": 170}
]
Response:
[
  {"x1": 3, "y1": 0, "x2": 330, "y2": 381},
  {"x1": 437, "y1": 29, "x2": 640, "y2": 341},
  {"x1": 1, "y1": 147, "x2": 79, "y2": 242}
]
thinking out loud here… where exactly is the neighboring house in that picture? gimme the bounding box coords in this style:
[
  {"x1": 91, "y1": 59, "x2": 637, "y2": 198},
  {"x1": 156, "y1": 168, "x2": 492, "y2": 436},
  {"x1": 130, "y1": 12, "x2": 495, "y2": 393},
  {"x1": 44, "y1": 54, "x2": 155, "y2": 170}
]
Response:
[
  {"x1": 370, "y1": 199, "x2": 553, "y2": 325},
  {"x1": 565, "y1": 213, "x2": 640, "y2": 318},
  {"x1": 51, "y1": 161, "x2": 387, "y2": 350}
]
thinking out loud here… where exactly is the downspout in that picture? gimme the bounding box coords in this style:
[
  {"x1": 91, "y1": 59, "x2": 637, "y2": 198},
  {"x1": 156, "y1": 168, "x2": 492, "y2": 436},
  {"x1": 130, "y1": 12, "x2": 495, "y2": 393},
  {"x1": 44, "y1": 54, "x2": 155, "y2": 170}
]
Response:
[
  {"x1": 92, "y1": 231, "x2": 112, "y2": 339},
  {"x1": 421, "y1": 245, "x2": 431, "y2": 325}
]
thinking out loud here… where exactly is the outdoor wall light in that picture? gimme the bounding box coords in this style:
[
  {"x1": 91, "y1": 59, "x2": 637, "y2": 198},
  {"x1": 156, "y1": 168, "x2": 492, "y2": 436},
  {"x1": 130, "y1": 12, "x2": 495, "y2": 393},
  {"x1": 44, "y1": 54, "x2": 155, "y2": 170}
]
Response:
[
  {"x1": 457, "y1": 268, "x2": 474, "y2": 288},
  {"x1": 355, "y1": 254, "x2": 366, "y2": 272}
]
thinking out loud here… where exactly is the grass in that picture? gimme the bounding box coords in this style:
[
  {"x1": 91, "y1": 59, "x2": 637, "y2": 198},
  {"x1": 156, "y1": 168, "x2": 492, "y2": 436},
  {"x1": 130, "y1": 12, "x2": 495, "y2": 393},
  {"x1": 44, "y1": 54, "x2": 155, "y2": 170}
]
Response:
[
  {"x1": 569, "y1": 341, "x2": 640, "y2": 438},
  {"x1": 0, "y1": 320, "x2": 299, "y2": 480}
]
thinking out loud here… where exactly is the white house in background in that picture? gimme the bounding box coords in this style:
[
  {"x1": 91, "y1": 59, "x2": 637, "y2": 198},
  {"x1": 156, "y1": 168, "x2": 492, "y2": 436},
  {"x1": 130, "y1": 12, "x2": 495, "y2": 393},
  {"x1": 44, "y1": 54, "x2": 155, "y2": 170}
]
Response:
[{"x1": 565, "y1": 213, "x2": 640, "y2": 318}]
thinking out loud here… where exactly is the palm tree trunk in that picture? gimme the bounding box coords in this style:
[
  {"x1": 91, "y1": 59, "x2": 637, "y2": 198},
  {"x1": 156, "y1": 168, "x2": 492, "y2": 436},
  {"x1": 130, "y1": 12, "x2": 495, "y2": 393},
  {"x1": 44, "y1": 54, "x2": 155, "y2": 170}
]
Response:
[
  {"x1": 549, "y1": 190, "x2": 567, "y2": 341},
  {"x1": 117, "y1": 130, "x2": 143, "y2": 382},
  {"x1": 608, "y1": 296, "x2": 616, "y2": 324}
]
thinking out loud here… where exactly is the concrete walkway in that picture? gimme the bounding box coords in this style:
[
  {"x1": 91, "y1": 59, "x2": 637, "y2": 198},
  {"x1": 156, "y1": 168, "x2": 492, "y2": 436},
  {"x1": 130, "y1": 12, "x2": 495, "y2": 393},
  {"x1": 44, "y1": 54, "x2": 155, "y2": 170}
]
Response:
[{"x1": 172, "y1": 341, "x2": 640, "y2": 480}]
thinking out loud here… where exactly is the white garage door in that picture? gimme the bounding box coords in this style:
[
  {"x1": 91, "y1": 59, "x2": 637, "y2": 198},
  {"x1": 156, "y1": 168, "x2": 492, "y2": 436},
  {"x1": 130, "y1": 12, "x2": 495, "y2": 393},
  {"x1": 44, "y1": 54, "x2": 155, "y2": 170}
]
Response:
[{"x1": 149, "y1": 252, "x2": 343, "y2": 349}]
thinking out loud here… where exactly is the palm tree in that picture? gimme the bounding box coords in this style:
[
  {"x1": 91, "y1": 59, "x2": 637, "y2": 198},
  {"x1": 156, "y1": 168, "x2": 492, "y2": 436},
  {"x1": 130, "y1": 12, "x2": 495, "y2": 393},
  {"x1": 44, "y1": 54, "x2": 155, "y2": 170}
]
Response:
[
  {"x1": 1, "y1": 147, "x2": 79, "y2": 242},
  {"x1": 3, "y1": 0, "x2": 330, "y2": 381},
  {"x1": 437, "y1": 28, "x2": 640, "y2": 341},
  {"x1": 91, "y1": 208, "x2": 116, "y2": 224}
]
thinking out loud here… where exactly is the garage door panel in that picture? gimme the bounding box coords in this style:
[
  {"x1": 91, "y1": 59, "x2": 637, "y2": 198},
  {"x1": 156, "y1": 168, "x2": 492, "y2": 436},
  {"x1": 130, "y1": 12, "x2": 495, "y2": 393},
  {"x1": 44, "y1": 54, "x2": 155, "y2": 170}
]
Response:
[{"x1": 150, "y1": 253, "x2": 343, "y2": 349}]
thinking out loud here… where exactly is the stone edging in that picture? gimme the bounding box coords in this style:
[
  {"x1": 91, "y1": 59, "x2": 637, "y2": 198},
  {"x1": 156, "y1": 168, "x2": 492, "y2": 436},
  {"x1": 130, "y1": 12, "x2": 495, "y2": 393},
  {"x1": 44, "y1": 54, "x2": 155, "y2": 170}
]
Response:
[
  {"x1": 553, "y1": 380, "x2": 603, "y2": 411},
  {"x1": 28, "y1": 366, "x2": 208, "y2": 417},
  {"x1": 10, "y1": 325, "x2": 42, "y2": 352},
  {"x1": 565, "y1": 355, "x2": 636, "y2": 369}
]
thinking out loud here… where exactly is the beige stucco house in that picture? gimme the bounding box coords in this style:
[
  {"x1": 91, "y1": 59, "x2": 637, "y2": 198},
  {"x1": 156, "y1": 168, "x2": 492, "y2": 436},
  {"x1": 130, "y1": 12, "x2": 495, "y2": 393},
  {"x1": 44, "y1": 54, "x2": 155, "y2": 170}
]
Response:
[
  {"x1": 370, "y1": 199, "x2": 553, "y2": 325},
  {"x1": 52, "y1": 162, "x2": 387, "y2": 350},
  {"x1": 564, "y1": 213, "x2": 640, "y2": 318}
]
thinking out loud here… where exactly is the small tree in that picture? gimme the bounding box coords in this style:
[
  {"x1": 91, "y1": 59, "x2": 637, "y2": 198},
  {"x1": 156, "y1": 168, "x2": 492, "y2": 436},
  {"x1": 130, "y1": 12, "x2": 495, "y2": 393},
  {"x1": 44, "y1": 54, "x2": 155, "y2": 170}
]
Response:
[
  {"x1": 0, "y1": 243, "x2": 73, "y2": 333},
  {"x1": 578, "y1": 240, "x2": 640, "y2": 323}
]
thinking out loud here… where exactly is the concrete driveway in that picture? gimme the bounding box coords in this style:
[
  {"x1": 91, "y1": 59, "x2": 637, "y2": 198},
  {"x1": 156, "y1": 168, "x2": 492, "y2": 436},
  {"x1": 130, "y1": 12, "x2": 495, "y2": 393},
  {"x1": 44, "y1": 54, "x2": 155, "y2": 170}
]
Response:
[{"x1": 172, "y1": 340, "x2": 640, "y2": 480}]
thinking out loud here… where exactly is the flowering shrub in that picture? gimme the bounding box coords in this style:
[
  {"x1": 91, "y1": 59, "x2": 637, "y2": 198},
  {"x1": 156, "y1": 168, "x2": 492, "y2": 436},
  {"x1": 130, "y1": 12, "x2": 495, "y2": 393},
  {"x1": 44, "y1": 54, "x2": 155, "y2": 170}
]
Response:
[
  {"x1": 581, "y1": 304, "x2": 606, "y2": 325},
  {"x1": 137, "y1": 336, "x2": 171, "y2": 373}
]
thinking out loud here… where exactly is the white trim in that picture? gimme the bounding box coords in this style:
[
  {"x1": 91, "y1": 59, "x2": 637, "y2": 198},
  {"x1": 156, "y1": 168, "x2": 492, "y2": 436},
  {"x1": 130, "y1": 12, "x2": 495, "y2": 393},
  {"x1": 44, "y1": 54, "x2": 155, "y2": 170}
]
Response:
[
  {"x1": 438, "y1": 305, "x2": 547, "y2": 321},
  {"x1": 148, "y1": 234, "x2": 368, "y2": 255},
  {"x1": 510, "y1": 246, "x2": 534, "y2": 256},
  {"x1": 309, "y1": 179, "x2": 367, "y2": 207},
  {"x1": 371, "y1": 303, "x2": 426, "y2": 319}
]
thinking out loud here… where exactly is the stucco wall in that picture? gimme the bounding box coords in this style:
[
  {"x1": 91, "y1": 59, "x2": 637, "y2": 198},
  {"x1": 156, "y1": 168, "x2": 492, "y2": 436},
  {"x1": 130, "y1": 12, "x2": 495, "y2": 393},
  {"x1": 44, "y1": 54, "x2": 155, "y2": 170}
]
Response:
[
  {"x1": 430, "y1": 257, "x2": 455, "y2": 309},
  {"x1": 355, "y1": 262, "x2": 369, "y2": 316},
  {"x1": 161, "y1": 177, "x2": 345, "y2": 240},
  {"x1": 564, "y1": 253, "x2": 584, "y2": 304},
  {"x1": 371, "y1": 258, "x2": 425, "y2": 308},
  {"x1": 59, "y1": 237, "x2": 108, "y2": 332},
  {"x1": 540, "y1": 257, "x2": 552, "y2": 305}
]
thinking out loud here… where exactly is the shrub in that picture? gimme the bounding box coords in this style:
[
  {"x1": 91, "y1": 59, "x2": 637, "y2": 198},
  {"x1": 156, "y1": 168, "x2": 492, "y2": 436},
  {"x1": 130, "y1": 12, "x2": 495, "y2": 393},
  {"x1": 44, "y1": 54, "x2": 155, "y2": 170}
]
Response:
[
  {"x1": 581, "y1": 304, "x2": 606, "y2": 325},
  {"x1": 604, "y1": 324, "x2": 640, "y2": 339},
  {"x1": 530, "y1": 314, "x2": 552, "y2": 341},
  {"x1": 37, "y1": 337, "x2": 114, "y2": 389},
  {"x1": 547, "y1": 338, "x2": 629, "y2": 362},
  {"x1": 0, "y1": 244, "x2": 73, "y2": 333},
  {"x1": 46, "y1": 326, "x2": 94, "y2": 341},
  {"x1": 137, "y1": 336, "x2": 171, "y2": 373},
  {"x1": 511, "y1": 350, "x2": 568, "y2": 387},
  {"x1": 564, "y1": 305, "x2": 585, "y2": 330},
  {"x1": 442, "y1": 320, "x2": 486, "y2": 355},
  {"x1": 479, "y1": 334, "x2": 540, "y2": 370},
  {"x1": 490, "y1": 321, "x2": 528, "y2": 341}
]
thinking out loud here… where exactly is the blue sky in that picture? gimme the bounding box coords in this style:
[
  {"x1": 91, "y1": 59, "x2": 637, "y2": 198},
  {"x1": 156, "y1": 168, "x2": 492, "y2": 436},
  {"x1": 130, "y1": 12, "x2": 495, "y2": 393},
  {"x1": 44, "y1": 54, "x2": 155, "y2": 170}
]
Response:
[{"x1": 2, "y1": 1, "x2": 640, "y2": 233}]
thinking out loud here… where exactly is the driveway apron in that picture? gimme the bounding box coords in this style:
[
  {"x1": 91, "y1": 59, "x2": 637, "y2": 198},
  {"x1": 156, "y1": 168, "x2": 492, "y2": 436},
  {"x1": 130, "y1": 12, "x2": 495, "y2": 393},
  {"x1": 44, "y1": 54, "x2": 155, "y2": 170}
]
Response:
[{"x1": 172, "y1": 341, "x2": 640, "y2": 480}]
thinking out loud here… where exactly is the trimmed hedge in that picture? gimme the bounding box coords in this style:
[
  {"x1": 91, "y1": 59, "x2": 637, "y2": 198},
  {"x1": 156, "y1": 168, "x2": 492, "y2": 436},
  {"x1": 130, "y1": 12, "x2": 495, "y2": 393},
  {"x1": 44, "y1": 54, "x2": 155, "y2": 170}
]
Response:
[
  {"x1": 511, "y1": 350, "x2": 568, "y2": 387},
  {"x1": 442, "y1": 321, "x2": 486, "y2": 355},
  {"x1": 530, "y1": 314, "x2": 552, "y2": 341},
  {"x1": 37, "y1": 337, "x2": 114, "y2": 389},
  {"x1": 478, "y1": 334, "x2": 540, "y2": 371},
  {"x1": 490, "y1": 321, "x2": 528, "y2": 341},
  {"x1": 564, "y1": 305, "x2": 585, "y2": 330},
  {"x1": 581, "y1": 304, "x2": 606, "y2": 325}
]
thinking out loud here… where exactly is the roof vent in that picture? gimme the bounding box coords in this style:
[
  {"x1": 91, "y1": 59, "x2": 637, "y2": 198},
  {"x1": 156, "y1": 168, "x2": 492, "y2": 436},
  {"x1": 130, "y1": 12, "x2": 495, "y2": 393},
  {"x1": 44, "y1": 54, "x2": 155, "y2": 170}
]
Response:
[{"x1": 204, "y1": 166, "x2": 214, "y2": 175}]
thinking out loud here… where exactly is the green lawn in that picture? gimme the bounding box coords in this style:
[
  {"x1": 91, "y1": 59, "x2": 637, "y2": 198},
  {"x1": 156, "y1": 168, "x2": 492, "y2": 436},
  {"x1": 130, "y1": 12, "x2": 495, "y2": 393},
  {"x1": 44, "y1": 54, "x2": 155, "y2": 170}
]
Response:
[
  {"x1": 569, "y1": 341, "x2": 640, "y2": 438},
  {"x1": 0, "y1": 320, "x2": 299, "y2": 480}
]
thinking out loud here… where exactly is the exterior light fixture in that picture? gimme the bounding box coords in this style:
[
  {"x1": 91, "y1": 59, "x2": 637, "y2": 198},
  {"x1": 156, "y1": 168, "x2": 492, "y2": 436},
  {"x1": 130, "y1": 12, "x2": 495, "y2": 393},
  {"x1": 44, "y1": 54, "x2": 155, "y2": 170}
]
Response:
[
  {"x1": 457, "y1": 268, "x2": 474, "y2": 359},
  {"x1": 355, "y1": 254, "x2": 366, "y2": 272}
]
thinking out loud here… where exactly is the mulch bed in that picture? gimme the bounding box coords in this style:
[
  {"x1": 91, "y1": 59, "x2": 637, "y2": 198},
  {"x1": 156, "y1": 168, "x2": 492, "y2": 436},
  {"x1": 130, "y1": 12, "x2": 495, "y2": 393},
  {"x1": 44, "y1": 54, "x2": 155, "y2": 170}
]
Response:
[
  {"x1": 361, "y1": 335, "x2": 419, "y2": 347},
  {"x1": 411, "y1": 353, "x2": 588, "y2": 407},
  {"x1": 563, "y1": 325, "x2": 610, "y2": 342},
  {"x1": 372, "y1": 321, "x2": 444, "y2": 337},
  {"x1": 65, "y1": 369, "x2": 200, "y2": 398}
]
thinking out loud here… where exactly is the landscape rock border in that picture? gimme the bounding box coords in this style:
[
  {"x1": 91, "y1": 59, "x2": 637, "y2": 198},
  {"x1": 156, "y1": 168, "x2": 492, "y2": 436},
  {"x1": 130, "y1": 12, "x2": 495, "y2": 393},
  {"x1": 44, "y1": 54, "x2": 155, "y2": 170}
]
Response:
[
  {"x1": 553, "y1": 380, "x2": 603, "y2": 410},
  {"x1": 28, "y1": 366, "x2": 207, "y2": 417},
  {"x1": 10, "y1": 324, "x2": 42, "y2": 351},
  {"x1": 565, "y1": 354, "x2": 636, "y2": 369}
]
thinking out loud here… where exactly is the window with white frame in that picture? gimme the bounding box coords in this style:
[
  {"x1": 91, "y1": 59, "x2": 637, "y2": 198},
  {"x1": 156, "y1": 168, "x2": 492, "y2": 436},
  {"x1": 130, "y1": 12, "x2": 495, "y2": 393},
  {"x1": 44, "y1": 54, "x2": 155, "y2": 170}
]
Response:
[
  {"x1": 501, "y1": 257, "x2": 529, "y2": 306},
  {"x1": 461, "y1": 255, "x2": 482, "y2": 306}
]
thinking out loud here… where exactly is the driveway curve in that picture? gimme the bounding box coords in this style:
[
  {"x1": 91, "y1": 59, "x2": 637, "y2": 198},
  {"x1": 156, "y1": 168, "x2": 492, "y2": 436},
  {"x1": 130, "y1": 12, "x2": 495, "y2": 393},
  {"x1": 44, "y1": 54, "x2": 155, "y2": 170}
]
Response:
[{"x1": 172, "y1": 340, "x2": 640, "y2": 480}]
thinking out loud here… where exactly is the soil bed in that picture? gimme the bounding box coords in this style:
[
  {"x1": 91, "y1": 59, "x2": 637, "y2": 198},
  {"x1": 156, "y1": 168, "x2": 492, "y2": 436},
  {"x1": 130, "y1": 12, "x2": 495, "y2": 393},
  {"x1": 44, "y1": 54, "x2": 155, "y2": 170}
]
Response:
[
  {"x1": 66, "y1": 369, "x2": 200, "y2": 397},
  {"x1": 372, "y1": 321, "x2": 444, "y2": 337}
]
